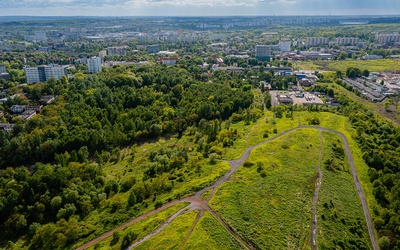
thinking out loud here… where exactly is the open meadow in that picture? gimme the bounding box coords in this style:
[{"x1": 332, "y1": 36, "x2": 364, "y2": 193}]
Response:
[{"x1": 209, "y1": 129, "x2": 321, "y2": 249}]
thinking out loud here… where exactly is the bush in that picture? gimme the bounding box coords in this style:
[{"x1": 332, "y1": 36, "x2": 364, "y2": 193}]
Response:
[{"x1": 243, "y1": 161, "x2": 254, "y2": 168}]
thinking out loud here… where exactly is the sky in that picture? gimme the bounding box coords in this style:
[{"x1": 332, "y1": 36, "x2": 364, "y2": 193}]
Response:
[{"x1": 1, "y1": 0, "x2": 400, "y2": 16}]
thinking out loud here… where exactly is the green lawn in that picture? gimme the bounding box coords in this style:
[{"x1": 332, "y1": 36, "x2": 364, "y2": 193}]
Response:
[
  {"x1": 184, "y1": 211, "x2": 244, "y2": 250},
  {"x1": 317, "y1": 132, "x2": 372, "y2": 249},
  {"x1": 210, "y1": 129, "x2": 321, "y2": 249}
]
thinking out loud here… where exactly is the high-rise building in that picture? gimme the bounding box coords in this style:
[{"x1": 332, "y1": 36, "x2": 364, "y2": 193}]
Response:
[
  {"x1": 375, "y1": 33, "x2": 400, "y2": 44},
  {"x1": 255, "y1": 45, "x2": 272, "y2": 61},
  {"x1": 25, "y1": 64, "x2": 68, "y2": 83},
  {"x1": 335, "y1": 37, "x2": 359, "y2": 46},
  {"x1": 107, "y1": 46, "x2": 127, "y2": 56},
  {"x1": 305, "y1": 37, "x2": 329, "y2": 47},
  {"x1": 87, "y1": 57, "x2": 102, "y2": 74}
]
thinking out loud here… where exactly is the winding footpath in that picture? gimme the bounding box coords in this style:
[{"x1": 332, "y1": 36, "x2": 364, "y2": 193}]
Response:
[{"x1": 76, "y1": 125, "x2": 378, "y2": 250}]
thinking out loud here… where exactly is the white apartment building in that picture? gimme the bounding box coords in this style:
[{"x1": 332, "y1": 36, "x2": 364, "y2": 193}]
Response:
[
  {"x1": 87, "y1": 57, "x2": 102, "y2": 74},
  {"x1": 25, "y1": 65, "x2": 68, "y2": 83},
  {"x1": 107, "y1": 46, "x2": 127, "y2": 56},
  {"x1": 305, "y1": 37, "x2": 329, "y2": 47},
  {"x1": 375, "y1": 33, "x2": 400, "y2": 44},
  {"x1": 335, "y1": 37, "x2": 359, "y2": 46}
]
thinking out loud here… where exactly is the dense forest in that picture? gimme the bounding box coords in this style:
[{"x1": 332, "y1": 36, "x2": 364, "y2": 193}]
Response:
[
  {"x1": 0, "y1": 63, "x2": 254, "y2": 249},
  {"x1": 1, "y1": 61, "x2": 400, "y2": 249}
]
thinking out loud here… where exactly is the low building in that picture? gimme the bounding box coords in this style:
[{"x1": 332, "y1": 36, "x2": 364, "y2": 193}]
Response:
[
  {"x1": 157, "y1": 57, "x2": 178, "y2": 66},
  {"x1": 19, "y1": 110, "x2": 36, "y2": 120},
  {"x1": 25, "y1": 105, "x2": 43, "y2": 112},
  {"x1": 147, "y1": 45, "x2": 161, "y2": 54},
  {"x1": 299, "y1": 79, "x2": 314, "y2": 87},
  {"x1": 0, "y1": 73, "x2": 9, "y2": 80},
  {"x1": 277, "y1": 95, "x2": 293, "y2": 104},
  {"x1": 39, "y1": 95, "x2": 55, "y2": 105},
  {"x1": 11, "y1": 105, "x2": 27, "y2": 114},
  {"x1": 0, "y1": 123, "x2": 14, "y2": 133}
]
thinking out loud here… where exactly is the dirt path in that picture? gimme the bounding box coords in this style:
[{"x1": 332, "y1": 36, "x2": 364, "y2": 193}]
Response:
[
  {"x1": 300, "y1": 126, "x2": 379, "y2": 250},
  {"x1": 311, "y1": 131, "x2": 324, "y2": 250},
  {"x1": 76, "y1": 126, "x2": 378, "y2": 250}
]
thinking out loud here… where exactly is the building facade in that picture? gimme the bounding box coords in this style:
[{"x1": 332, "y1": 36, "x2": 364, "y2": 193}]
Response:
[
  {"x1": 255, "y1": 45, "x2": 272, "y2": 61},
  {"x1": 107, "y1": 46, "x2": 127, "y2": 56},
  {"x1": 305, "y1": 37, "x2": 329, "y2": 47},
  {"x1": 25, "y1": 65, "x2": 68, "y2": 84},
  {"x1": 87, "y1": 57, "x2": 102, "y2": 74},
  {"x1": 335, "y1": 37, "x2": 359, "y2": 46}
]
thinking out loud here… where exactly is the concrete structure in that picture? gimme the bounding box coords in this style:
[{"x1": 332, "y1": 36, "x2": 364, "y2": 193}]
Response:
[
  {"x1": 107, "y1": 46, "x2": 127, "y2": 56},
  {"x1": 25, "y1": 65, "x2": 68, "y2": 83},
  {"x1": 0, "y1": 65, "x2": 6, "y2": 74},
  {"x1": 255, "y1": 45, "x2": 271, "y2": 61},
  {"x1": 305, "y1": 37, "x2": 329, "y2": 47},
  {"x1": 87, "y1": 57, "x2": 102, "y2": 74}
]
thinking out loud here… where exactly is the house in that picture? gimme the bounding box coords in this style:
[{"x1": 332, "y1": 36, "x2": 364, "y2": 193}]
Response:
[
  {"x1": 11, "y1": 105, "x2": 27, "y2": 114},
  {"x1": 277, "y1": 95, "x2": 293, "y2": 104},
  {"x1": 39, "y1": 95, "x2": 55, "y2": 105},
  {"x1": 299, "y1": 79, "x2": 314, "y2": 87},
  {"x1": 157, "y1": 57, "x2": 179, "y2": 66},
  {"x1": 0, "y1": 123, "x2": 14, "y2": 133},
  {"x1": 19, "y1": 110, "x2": 36, "y2": 120},
  {"x1": 25, "y1": 105, "x2": 43, "y2": 112}
]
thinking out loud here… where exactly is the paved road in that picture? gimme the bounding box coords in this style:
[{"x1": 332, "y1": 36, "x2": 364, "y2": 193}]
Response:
[{"x1": 76, "y1": 126, "x2": 378, "y2": 250}]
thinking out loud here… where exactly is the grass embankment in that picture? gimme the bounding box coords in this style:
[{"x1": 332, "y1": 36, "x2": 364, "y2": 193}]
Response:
[
  {"x1": 317, "y1": 131, "x2": 372, "y2": 249},
  {"x1": 133, "y1": 211, "x2": 198, "y2": 250},
  {"x1": 210, "y1": 129, "x2": 321, "y2": 249},
  {"x1": 86, "y1": 203, "x2": 189, "y2": 250},
  {"x1": 184, "y1": 211, "x2": 244, "y2": 250}
]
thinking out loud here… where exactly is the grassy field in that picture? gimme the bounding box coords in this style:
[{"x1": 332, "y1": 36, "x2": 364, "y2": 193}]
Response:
[
  {"x1": 293, "y1": 59, "x2": 397, "y2": 72},
  {"x1": 209, "y1": 129, "x2": 321, "y2": 249},
  {"x1": 74, "y1": 110, "x2": 377, "y2": 250},
  {"x1": 86, "y1": 203, "x2": 189, "y2": 250},
  {"x1": 184, "y1": 211, "x2": 244, "y2": 250},
  {"x1": 133, "y1": 211, "x2": 198, "y2": 250},
  {"x1": 317, "y1": 131, "x2": 372, "y2": 249}
]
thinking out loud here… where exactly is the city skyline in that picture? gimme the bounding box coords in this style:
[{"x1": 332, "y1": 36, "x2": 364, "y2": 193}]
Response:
[{"x1": 1, "y1": 0, "x2": 400, "y2": 16}]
